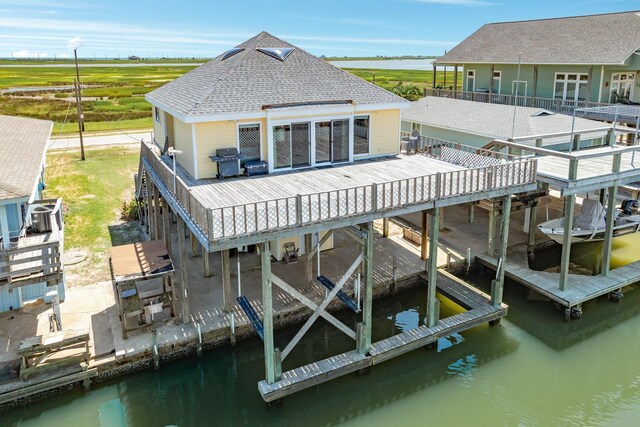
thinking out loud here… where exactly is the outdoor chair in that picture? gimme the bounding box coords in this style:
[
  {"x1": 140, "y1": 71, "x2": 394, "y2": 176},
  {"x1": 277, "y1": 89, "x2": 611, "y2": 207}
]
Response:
[{"x1": 283, "y1": 242, "x2": 299, "y2": 264}]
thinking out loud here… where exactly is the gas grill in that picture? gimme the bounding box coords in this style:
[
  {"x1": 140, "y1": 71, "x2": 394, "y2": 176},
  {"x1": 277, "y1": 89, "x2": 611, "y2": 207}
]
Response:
[{"x1": 209, "y1": 147, "x2": 241, "y2": 179}]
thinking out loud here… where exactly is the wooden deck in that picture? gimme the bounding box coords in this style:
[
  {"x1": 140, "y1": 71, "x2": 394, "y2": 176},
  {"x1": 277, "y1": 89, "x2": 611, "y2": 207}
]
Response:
[
  {"x1": 141, "y1": 141, "x2": 537, "y2": 250},
  {"x1": 476, "y1": 242, "x2": 640, "y2": 307},
  {"x1": 258, "y1": 274, "x2": 507, "y2": 402}
]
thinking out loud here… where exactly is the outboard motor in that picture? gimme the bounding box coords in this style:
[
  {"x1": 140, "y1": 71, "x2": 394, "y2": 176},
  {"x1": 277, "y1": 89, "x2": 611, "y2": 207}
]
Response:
[{"x1": 620, "y1": 199, "x2": 639, "y2": 215}]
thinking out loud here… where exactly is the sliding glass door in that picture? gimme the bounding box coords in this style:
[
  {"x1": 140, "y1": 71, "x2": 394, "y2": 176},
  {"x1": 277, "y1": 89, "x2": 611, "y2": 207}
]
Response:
[
  {"x1": 314, "y1": 119, "x2": 350, "y2": 165},
  {"x1": 273, "y1": 122, "x2": 310, "y2": 169}
]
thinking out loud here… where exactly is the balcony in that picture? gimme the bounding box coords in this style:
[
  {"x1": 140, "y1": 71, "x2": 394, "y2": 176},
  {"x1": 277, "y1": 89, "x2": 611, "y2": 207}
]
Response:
[
  {"x1": 140, "y1": 139, "x2": 537, "y2": 251},
  {"x1": 424, "y1": 88, "x2": 613, "y2": 115},
  {"x1": 0, "y1": 199, "x2": 64, "y2": 289}
]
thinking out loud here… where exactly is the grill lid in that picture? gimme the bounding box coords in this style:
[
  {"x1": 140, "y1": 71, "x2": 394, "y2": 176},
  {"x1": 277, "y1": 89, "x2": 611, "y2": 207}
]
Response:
[{"x1": 215, "y1": 147, "x2": 239, "y2": 159}]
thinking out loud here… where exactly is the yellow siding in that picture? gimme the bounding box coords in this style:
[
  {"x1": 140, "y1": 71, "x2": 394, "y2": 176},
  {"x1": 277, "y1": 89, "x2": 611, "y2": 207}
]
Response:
[
  {"x1": 360, "y1": 109, "x2": 401, "y2": 157},
  {"x1": 269, "y1": 231, "x2": 334, "y2": 261},
  {"x1": 195, "y1": 121, "x2": 236, "y2": 179},
  {"x1": 152, "y1": 107, "x2": 165, "y2": 151},
  {"x1": 166, "y1": 113, "x2": 175, "y2": 148},
  {"x1": 173, "y1": 119, "x2": 196, "y2": 178}
]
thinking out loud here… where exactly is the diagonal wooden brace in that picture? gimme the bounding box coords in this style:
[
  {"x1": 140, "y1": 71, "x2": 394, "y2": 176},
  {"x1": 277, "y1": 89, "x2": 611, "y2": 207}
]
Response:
[{"x1": 281, "y1": 252, "x2": 364, "y2": 360}]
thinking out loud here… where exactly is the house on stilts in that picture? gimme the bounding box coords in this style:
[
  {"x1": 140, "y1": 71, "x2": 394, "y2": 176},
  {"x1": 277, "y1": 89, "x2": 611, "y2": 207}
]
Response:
[{"x1": 137, "y1": 32, "x2": 538, "y2": 402}]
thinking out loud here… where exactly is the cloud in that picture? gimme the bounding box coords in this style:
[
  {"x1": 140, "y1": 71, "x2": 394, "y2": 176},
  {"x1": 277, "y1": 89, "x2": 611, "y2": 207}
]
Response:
[
  {"x1": 68, "y1": 36, "x2": 81, "y2": 50},
  {"x1": 408, "y1": 0, "x2": 495, "y2": 5},
  {"x1": 12, "y1": 49, "x2": 48, "y2": 58},
  {"x1": 0, "y1": 0, "x2": 94, "y2": 8}
]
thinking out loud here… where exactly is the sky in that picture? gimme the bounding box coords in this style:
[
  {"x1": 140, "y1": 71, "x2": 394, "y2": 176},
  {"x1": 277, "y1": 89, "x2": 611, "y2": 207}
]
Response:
[{"x1": 0, "y1": 0, "x2": 639, "y2": 59}]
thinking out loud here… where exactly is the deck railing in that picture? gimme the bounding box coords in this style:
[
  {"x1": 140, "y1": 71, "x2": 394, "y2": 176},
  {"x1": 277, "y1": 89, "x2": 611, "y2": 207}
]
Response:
[
  {"x1": 141, "y1": 140, "x2": 537, "y2": 243},
  {"x1": 424, "y1": 88, "x2": 613, "y2": 114},
  {"x1": 0, "y1": 199, "x2": 64, "y2": 286}
]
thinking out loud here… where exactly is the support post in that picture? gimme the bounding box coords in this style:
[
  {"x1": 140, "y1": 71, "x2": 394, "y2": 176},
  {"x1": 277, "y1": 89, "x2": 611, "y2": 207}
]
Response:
[
  {"x1": 559, "y1": 160, "x2": 578, "y2": 291},
  {"x1": 191, "y1": 231, "x2": 199, "y2": 257},
  {"x1": 492, "y1": 195, "x2": 512, "y2": 307},
  {"x1": 357, "y1": 222, "x2": 374, "y2": 355},
  {"x1": 177, "y1": 216, "x2": 190, "y2": 322},
  {"x1": 432, "y1": 64, "x2": 437, "y2": 89},
  {"x1": 572, "y1": 134, "x2": 581, "y2": 151},
  {"x1": 162, "y1": 198, "x2": 171, "y2": 252},
  {"x1": 153, "y1": 183, "x2": 161, "y2": 240},
  {"x1": 421, "y1": 210, "x2": 428, "y2": 260},
  {"x1": 489, "y1": 64, "x2": 495, "y2": 102},
  {"x1": 453, "y1": 65, "x2": 458, "y2": 97},
  {"x1": 304, "y1": 234, "x2": 313, "y2": 284},
  {"x1": 382, "y1": 217, "x2": 390, "y2": 237},
  {"x1": 145, "y1": 177, "x2": 153, "y2": 238},
  {"x1": 203, "y1": 246, "x2": 211, "y2": 278},
  {"x1": 468, "y1": 203, "x2": 475, "y2": 224},
  {"x1": 527, "y1": 203, "x2": 538, "y2": 247},
  {"x1": 488, "y1": 201, "x2": 498, "y2": 256},
  {"x1": 532, "y1": 65, "x2": 539, "y2": 107},
  {"x1": 222, "y1": 249, "x2": 232, "y2": 312},
  {"x1": 261, "y1": 244, "x2": 279, "y2": 383},
  {"x1": 602, "y1": 154, "x2": 621, "y2": 276},
  {"x1": 426, "y1": 208, "x2": 440, "y2": 327}
]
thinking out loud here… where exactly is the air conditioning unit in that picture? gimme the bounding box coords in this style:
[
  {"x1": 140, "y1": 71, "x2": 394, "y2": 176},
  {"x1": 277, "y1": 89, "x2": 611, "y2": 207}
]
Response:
[{"x1": 31, "y1": 204, "x2": 54, "y2": 233}]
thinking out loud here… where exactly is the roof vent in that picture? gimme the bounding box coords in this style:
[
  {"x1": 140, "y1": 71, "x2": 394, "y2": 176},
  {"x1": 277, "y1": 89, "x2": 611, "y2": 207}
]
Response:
[
  {"x1": 532, "y1": 109, "x2": 555, "y2": 117},
  {"x1": 221, "y1": 48, "x2": 244, "y2": 60},
  {"x1": 257, "y1": 47, "x2": 294, "y2": 61}
]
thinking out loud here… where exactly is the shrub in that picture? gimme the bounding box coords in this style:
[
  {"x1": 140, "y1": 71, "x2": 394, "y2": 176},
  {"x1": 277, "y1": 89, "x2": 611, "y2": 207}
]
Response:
[{"x1": 120, "y1": 198, "x2": 139, "y2": 221}]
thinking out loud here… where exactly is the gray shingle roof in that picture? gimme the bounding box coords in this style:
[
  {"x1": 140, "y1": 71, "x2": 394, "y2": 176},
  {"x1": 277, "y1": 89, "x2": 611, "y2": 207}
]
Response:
[
  {"x1": 437, "y1": 11, "x2": 640, "y2": 65},
  {"x1": 146, "y1": 32, "x2": 407, "y2": 118},
  {"x1": 403, "y1": 97, "x2": 614, "y2": 141},
  {"x1": 0, "y1": 115, "x2": 53, "y2": 201}
]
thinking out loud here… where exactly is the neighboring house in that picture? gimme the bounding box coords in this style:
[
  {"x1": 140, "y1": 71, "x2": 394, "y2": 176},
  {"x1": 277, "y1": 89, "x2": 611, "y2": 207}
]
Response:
[
  {"x1": 432, "y1": 11, "x2": 640, "y2": 111},
  {"x1": 402, "y1": 97, "x2": 624, "y2": 151},
  {"x1": 146, "y1": 31, "x2": 408, "y2": 179},
  {"x1": 0, "y1": 115, "x2": 65, "y2": 312}
]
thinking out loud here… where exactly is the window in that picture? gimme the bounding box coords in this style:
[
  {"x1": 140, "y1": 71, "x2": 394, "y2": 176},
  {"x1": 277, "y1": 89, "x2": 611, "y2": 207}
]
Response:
[
  {"x1": 492, "y1": 71, "x2": 501, "y2": 94},
  {"x1": 273, "y1": 123, "x2": 310, "y2": 169},
  {"x1": 466, "y1": 70, "x2": 475, "y2": 92},
  {"x1": 411, "y1": 122, "x2": 420, "y2": 131},
  {"x1": 354, "y1": 115, "x2": 370, "y2": 155},
  {"x1": 154, "y1": 107, "x2": 161, "y2": 123},
  {"x1": 554, "y1": 73, "x2": 589, "y2": 103},
  {"x1": 512, "y1": 80, "x2": 527, "y2": 97},
  {"x1": 610, "y1": 73, "x2": 635, "y2": 102},
  {"x1": 238, "y1": 124, "x2": 261, "y2": 162}
]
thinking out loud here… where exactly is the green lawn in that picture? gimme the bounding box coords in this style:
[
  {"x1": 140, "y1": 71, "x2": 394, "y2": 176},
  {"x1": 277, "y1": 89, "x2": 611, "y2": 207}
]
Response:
[{"x1": 44, "y1": 146, "x2": 141, "y2": 252}]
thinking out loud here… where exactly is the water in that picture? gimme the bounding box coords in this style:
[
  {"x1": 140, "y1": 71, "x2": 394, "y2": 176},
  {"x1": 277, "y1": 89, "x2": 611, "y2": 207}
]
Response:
[
  {"x1": 4, "y1": 274, "x2": 640, "y2": 426},
  {"x1": 328, "y1": 59, "x2": 455, "y2": 71}
]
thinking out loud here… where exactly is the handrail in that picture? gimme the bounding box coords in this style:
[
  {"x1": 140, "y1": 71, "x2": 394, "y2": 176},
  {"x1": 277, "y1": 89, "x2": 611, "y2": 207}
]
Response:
[
  {"x1": 141, "y1": 140, "x2": 537, "y2": 243},
  {"x1": 424, "y1": 88, "x2": 614, "y2": 114}
]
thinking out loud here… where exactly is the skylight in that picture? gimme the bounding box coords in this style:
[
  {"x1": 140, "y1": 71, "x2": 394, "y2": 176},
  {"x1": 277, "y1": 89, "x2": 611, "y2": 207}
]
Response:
[
  {"x1": 257, "y1": 48, "x2": 294, "y2": 61},
  {"x1": 221, "y1": 48, "x2": 244, "y2": 60},
  {"x1": 532, "y1": 110, "x2": 555, "y2": 117}
]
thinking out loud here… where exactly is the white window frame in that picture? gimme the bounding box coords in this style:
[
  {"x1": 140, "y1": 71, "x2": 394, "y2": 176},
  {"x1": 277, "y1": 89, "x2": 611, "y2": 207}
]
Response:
[
  {"x1": 353, "y1": 114, "x2": 371, "y2": 157},
  {"x1": 267, "y1": 114, "x2": 353, "y2": 173},
  {"x1": 236, "y1": 122, "x2": 262, "y2": 161},
  {"x1": 154, "y1": 106, "x2": 161, "y2": 123},
  {"x1": 492, "y1": 70, "x2": 502, "y2": 94},
  {"x1": 466, "y1": 70, "x2": 476, "y2": 92},
  {"x1": 610, "y1": 72, "x2": 636, "y2": 102},
  {"x1": 554, "y1": 72, "x2": 589, "y2": 103},
  {"x1": 512, "y1": 80, "x2": 527, "y2": 97}
]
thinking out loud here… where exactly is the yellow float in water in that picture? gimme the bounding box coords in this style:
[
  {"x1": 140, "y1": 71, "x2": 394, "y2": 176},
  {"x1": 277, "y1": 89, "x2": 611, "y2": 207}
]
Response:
[{"x1": 610, "y1": 233, "x2": 640, "y2": 269}]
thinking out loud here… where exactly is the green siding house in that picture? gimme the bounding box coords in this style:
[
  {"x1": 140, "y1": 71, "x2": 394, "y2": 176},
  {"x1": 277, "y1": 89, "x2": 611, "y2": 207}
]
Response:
[{"x1": 432, "y1": 11, "x2": 640, "y2": 110}]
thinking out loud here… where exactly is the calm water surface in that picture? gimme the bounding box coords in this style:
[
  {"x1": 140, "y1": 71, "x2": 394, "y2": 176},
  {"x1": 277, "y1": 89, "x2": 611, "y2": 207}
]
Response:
[{"x1": 4, "y1": 268, "x2": 640, "y2": 426}]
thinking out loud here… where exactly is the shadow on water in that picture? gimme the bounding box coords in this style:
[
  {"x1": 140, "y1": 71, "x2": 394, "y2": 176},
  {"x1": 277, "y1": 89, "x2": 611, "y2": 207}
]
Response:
[
  {"x1": 4, "y1": 285, "x2": 519, "y2": 427},
  {"x1": 464, "y1": 266, "x2": 640, "y2": 351}
]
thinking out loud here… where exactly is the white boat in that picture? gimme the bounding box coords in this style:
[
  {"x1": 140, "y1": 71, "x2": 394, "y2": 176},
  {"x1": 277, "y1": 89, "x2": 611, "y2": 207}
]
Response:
[{"x1": 538, "y1": 199, "x2": 640, "y2": 244}]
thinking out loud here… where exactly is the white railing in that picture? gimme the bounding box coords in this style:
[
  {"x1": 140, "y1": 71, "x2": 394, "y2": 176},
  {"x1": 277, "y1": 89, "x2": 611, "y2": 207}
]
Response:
[
  {"x1": 142, "y1": 140, "x2": 537, "y2": 242},
  {"x1": 424, "y1": 88, "x2": 613, "y2": 114}
]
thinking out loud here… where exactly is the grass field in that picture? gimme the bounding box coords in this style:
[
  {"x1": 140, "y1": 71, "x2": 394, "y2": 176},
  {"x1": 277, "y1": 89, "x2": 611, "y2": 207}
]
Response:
[
  {"x1": 0, "y1": 63, "x2": 460, "y2": 135},
  {"x1": 44, "y1": 146, "x2": 143, "y2": 284},
  {"x1": 0, "y1": 65, "x2": 197, "y2": 135}
]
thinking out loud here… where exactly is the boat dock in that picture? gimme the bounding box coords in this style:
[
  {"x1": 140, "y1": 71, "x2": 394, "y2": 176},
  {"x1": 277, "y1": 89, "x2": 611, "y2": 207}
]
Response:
[
  {"x1": 476, "y1": 242, "x2": 640, "y2": 312},
  {"x1": 258, "y1": 271, "x2": 507, "y2": 402}
]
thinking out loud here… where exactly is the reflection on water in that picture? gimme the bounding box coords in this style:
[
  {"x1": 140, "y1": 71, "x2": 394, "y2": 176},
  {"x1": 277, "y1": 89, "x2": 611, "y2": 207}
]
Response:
[{"x1": 4, "y1": 275, "x2": 640, "y2": 426}]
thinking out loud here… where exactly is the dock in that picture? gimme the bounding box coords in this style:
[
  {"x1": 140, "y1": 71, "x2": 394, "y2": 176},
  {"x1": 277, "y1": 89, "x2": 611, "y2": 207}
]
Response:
[
  {"x1": 476, "y1": 242, "x2": 640, "y2": 309},
  {"x1": 258, "y1": 272, "x2": 507, "y2": 402}
]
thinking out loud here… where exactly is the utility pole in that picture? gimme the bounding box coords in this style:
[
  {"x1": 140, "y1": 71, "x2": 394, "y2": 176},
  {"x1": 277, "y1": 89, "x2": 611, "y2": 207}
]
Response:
[{"x1": 73, "y1": 48, "x2": 85, "y2": 160}]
